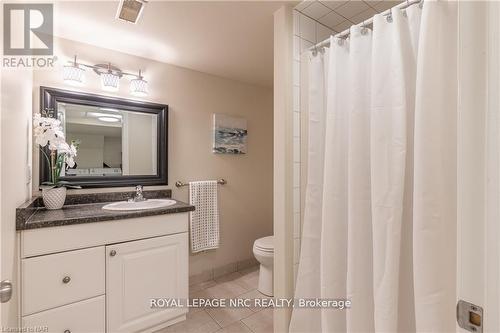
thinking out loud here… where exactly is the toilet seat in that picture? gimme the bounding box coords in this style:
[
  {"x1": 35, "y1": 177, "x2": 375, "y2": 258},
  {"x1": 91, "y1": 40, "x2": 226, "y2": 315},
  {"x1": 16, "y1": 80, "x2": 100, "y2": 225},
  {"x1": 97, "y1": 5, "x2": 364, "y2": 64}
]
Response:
[{"x1": 254, "y1": 236, "x2": 274, "y2": 253}]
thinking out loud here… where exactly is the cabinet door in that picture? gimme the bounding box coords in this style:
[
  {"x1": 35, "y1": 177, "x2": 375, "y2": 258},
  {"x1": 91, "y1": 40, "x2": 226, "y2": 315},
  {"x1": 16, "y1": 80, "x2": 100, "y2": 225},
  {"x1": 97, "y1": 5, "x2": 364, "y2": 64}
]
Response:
[{"x1": 106, "y1": 233, "x2": 188, "y2": 333}]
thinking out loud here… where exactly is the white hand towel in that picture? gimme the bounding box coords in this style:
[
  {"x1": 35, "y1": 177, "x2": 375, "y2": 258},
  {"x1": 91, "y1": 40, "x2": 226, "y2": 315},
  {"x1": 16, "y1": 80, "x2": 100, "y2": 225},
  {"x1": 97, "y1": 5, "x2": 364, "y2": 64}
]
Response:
[{"x1": 189, "y1": 180, "x2": 219, "y2": 253}]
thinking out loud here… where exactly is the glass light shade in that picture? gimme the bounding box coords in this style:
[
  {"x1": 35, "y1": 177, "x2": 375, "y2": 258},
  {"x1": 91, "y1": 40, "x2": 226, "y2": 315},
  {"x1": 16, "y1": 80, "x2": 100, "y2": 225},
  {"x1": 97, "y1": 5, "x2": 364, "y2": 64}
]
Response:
[
  {"x1": 101, "y1": 72, "x2": 120, "y2": 92},
  {"x1": 130, "y1": 77, "x2": 148, "y2": 96},
  {"x1": 62, "y1": 65, "x2": 85, "y2": 85}
]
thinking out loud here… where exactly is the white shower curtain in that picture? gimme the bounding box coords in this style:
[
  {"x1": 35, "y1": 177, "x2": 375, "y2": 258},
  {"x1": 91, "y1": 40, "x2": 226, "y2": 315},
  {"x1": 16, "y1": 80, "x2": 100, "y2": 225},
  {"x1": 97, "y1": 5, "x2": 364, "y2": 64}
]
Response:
[{"x1": 290, "y1": 2, "x2": 458, "y2": 332}]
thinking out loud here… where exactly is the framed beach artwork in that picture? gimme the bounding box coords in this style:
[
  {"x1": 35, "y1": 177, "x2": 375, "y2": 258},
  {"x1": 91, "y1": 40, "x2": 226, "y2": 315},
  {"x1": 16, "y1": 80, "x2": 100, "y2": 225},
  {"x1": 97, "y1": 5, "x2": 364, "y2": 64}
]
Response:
[{"x1": 213, "y1": 114, "x2": 247, "y2": 154}]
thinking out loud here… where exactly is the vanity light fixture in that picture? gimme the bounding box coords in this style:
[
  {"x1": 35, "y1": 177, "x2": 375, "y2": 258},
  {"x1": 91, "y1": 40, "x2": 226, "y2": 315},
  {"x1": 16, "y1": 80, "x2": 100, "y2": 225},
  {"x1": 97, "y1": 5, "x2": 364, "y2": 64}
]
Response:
[
  {"x1": 130, "y1": 70, "x2": 148, "y2": 97},
  {"x1": 62, "y1": 55, "x2": 85, "y2": 85},
  {"x1": 99, "y1": 63, "x2": 121, "y2": 92},
  {"x1": 62, "y1": 56, "x2": 149, "y2": 96}
]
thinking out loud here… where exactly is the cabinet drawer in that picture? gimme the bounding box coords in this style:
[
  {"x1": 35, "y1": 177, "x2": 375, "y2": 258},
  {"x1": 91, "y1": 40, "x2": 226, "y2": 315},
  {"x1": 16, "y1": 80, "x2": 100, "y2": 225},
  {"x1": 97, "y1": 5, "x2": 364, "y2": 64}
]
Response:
[
  {"x1": 22, "y1": 296, "x2": 105, "y2": 333},
  {"x1": 22, "y1": 246, "x2": 105, "y2": 315}
]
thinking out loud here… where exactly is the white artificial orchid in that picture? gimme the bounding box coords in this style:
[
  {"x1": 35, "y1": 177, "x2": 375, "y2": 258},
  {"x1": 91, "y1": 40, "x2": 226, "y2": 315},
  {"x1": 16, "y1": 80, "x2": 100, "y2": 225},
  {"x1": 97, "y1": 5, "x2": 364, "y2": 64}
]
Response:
[
  {"x1": 56, "y1": 141, "x2": 78, "y2": 168},
  {"x1": 33, "y1": 113, "x2": 65, "y2": 150},
  {"x1": 33, "y1": 112, "x2": 79, "y2": 188}
]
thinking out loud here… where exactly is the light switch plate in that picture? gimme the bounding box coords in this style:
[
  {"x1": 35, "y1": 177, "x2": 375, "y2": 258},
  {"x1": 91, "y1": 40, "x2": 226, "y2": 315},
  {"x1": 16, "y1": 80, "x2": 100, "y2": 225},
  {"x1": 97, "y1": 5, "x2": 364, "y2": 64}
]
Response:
[{"x1": 26, "y1": 165, "x2": 32, "y2": 184}]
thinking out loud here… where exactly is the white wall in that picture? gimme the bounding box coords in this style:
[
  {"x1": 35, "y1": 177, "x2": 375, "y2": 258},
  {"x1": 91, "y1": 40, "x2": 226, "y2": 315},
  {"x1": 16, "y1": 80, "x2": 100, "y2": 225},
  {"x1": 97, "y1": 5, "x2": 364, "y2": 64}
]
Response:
[
  {"x1": 484, "y1": 5, "x2": 500, "y2": 331},
  {"x1": 66, "y1": 132, "x2": 104, "y2": 168},
  {"x1": 273, "y1": 5, "x2": 295, "y2": 333},
  {"x1": 103, "y1": 137, "x2": 122, "y2": 168},
  {"x1": 32, "y1": 37, "x2": 274, "y2": 278},
  {"x1": 1, "y1": 68, "x2": 33, "y2": 327},
  {"x1": 456, "y1": 2, "x2": 500, "y2": 332}
]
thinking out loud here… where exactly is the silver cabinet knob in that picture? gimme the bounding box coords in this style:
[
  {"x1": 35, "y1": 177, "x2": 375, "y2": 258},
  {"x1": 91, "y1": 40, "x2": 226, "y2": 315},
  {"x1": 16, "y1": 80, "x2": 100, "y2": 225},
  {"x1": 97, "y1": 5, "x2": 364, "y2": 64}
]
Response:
[
  {"x1": 62, "y1": 276, "x2": 71, "y2": 284},
  {"x1": 64, "y1": 330, "x2": 71, "y2": 333},
  {"x1": 110, "y1": 250, "x2": 117, "y2": 257}
]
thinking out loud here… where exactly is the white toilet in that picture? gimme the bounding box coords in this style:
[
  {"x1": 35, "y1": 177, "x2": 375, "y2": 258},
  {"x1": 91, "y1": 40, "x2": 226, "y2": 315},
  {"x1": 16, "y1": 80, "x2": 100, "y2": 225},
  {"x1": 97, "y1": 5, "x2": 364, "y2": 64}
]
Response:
[{"x1": 253, "y1": 236, "x2": 274, "y2": 296}]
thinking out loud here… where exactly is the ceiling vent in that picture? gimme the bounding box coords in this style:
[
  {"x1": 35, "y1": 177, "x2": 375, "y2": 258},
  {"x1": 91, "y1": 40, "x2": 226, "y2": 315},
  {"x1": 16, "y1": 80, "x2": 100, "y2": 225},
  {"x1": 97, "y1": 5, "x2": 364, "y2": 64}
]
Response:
[{"x1": 116, "y1": 0, "x2": 147, "y2": 24}]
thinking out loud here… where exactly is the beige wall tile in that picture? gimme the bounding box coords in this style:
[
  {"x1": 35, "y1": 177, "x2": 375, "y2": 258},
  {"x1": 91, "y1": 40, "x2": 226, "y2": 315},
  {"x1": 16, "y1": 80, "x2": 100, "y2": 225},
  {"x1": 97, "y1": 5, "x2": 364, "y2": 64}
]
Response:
[
  {"x1": 213, "y1": 262, "x2": 238, "y2": 279},
  {"x1": 237, "y1": 258, "x2": 259, "y2": 271},
  {"x1": 190, "y1": 279, "x2": 217, "y2": 295},
  {"x1": 190, "y1": 270, "x2": 214, "y2": 286}
]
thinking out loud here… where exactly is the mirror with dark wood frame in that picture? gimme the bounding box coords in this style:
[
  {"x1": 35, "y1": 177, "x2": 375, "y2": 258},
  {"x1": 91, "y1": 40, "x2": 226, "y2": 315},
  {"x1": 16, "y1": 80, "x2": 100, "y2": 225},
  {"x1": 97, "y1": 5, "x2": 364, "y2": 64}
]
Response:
[{"x1": 39, "y1": 86, "x2": 168, "y2": 188}]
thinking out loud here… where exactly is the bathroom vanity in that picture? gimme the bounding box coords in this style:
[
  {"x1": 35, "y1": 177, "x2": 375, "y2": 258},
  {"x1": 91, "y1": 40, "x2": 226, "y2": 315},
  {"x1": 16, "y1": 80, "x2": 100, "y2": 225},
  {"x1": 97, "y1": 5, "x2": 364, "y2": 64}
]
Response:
[{"x1": 16, "y1": 190, "x2": 194, "y2": 333}]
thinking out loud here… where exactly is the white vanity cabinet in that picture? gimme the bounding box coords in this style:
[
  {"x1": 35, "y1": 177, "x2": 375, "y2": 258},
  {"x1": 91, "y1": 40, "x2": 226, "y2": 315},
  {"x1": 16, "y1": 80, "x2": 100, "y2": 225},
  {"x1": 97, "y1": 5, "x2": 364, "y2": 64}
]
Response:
[
  {"x1": 106, "y1": 234, "x2": 188, "y2": 332},
  {"x1": 19, "y1": 213, "x2": 189, "y2": 333}
]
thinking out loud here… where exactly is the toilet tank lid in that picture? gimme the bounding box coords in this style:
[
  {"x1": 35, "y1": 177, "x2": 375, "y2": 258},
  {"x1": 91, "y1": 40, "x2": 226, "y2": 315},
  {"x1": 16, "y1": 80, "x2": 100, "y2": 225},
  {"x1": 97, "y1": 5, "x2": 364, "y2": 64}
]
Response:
[{"x1": 255, "y1": 236, "x2": 274, "y2": 250}]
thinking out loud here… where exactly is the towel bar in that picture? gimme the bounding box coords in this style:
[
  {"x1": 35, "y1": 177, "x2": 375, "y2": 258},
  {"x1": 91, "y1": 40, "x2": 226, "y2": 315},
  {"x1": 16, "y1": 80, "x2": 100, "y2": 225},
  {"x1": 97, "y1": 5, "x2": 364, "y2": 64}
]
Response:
[{"x1": 175, "y1": 179, "x2": 227, "y2": 188}]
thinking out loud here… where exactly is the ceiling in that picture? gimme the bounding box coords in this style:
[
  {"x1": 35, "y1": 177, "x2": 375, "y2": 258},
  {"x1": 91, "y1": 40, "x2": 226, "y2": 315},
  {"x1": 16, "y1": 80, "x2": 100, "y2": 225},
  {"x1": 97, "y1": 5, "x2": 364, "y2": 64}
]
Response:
[
  {"x1": 67, "y1": 123, "x2": 122, "y2": 138},
  {"x1": 295, "y1": 0, "x2": 403, "y2": 33},
  {"x1": 52, "y1": 1, "x2": 402, "y2": 88},
  {"x1": 64, "y1": 103, "x2": 123, "y2": 130},
  {"x1": 53, "y1": 1, "x2": 291, "y2": 88}
]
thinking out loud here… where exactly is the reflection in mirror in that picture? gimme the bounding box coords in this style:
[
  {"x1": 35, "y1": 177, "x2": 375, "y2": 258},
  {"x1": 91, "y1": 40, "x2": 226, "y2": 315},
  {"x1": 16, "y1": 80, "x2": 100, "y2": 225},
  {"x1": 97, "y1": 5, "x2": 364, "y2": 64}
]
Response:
[
  {"x1": 40, "y1": 86, "x2": 168, "y2": 187},
  {"x1": 58, "y1": 102, "x2": 158, "y2": 177}
]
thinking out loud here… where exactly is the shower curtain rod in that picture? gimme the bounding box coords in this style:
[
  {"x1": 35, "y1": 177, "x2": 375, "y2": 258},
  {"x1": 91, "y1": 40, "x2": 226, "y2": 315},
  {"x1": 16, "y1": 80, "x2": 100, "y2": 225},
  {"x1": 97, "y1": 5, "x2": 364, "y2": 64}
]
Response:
[{"x1": 310, "y1": 0, "x2": 423, "y2": 50}]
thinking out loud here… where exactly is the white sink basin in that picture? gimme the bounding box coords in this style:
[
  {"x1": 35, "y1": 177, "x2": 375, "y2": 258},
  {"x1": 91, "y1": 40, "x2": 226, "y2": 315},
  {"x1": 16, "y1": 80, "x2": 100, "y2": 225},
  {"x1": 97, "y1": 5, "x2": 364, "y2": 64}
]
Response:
[{"x1": 102, "y1": 199, "x2": 177, "y2": 211}]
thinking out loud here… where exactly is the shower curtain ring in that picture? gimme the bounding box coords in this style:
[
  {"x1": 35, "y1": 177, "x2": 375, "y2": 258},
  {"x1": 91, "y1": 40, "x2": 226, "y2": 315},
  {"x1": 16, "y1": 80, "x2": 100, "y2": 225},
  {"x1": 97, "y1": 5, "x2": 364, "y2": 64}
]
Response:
[
  {"x1": 386, "y1": 9, "x2": 393, "y2": 23},
  {"x1": 361, "y1": 20, "x2": 368, "y2": 35}
]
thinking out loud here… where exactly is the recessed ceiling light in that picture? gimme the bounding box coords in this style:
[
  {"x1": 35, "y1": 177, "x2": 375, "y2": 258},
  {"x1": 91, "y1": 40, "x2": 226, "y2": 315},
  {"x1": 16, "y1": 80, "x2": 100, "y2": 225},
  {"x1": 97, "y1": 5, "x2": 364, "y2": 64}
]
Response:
[
  {"x1": 116, "y1": 0, "x2": 147, "y2": 24},
  {"x1": 98, "y1": 116, "x2": 121, "y2": 123}
]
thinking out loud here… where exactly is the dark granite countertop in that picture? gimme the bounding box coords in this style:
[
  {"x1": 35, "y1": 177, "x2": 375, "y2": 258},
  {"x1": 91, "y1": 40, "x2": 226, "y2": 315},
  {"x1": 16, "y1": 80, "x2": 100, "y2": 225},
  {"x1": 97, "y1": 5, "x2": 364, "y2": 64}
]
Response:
[{"x1": 16, "y1": 190, "x2": 195, "y2": 230}]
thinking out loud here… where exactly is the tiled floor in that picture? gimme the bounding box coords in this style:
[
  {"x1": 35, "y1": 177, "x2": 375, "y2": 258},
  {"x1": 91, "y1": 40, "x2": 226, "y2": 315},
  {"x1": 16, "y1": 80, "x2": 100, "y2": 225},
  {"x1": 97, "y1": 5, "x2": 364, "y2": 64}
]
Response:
[{"x1": 157, "y1": 266, "x2": 273, "y2": 333}]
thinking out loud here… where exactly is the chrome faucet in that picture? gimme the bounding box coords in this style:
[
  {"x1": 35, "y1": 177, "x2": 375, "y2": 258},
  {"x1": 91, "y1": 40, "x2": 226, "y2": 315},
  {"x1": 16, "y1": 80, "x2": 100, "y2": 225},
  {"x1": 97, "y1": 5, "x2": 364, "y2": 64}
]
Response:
[{"x1": 131, "y1": 185, "x2": 146, "y2": 202}]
